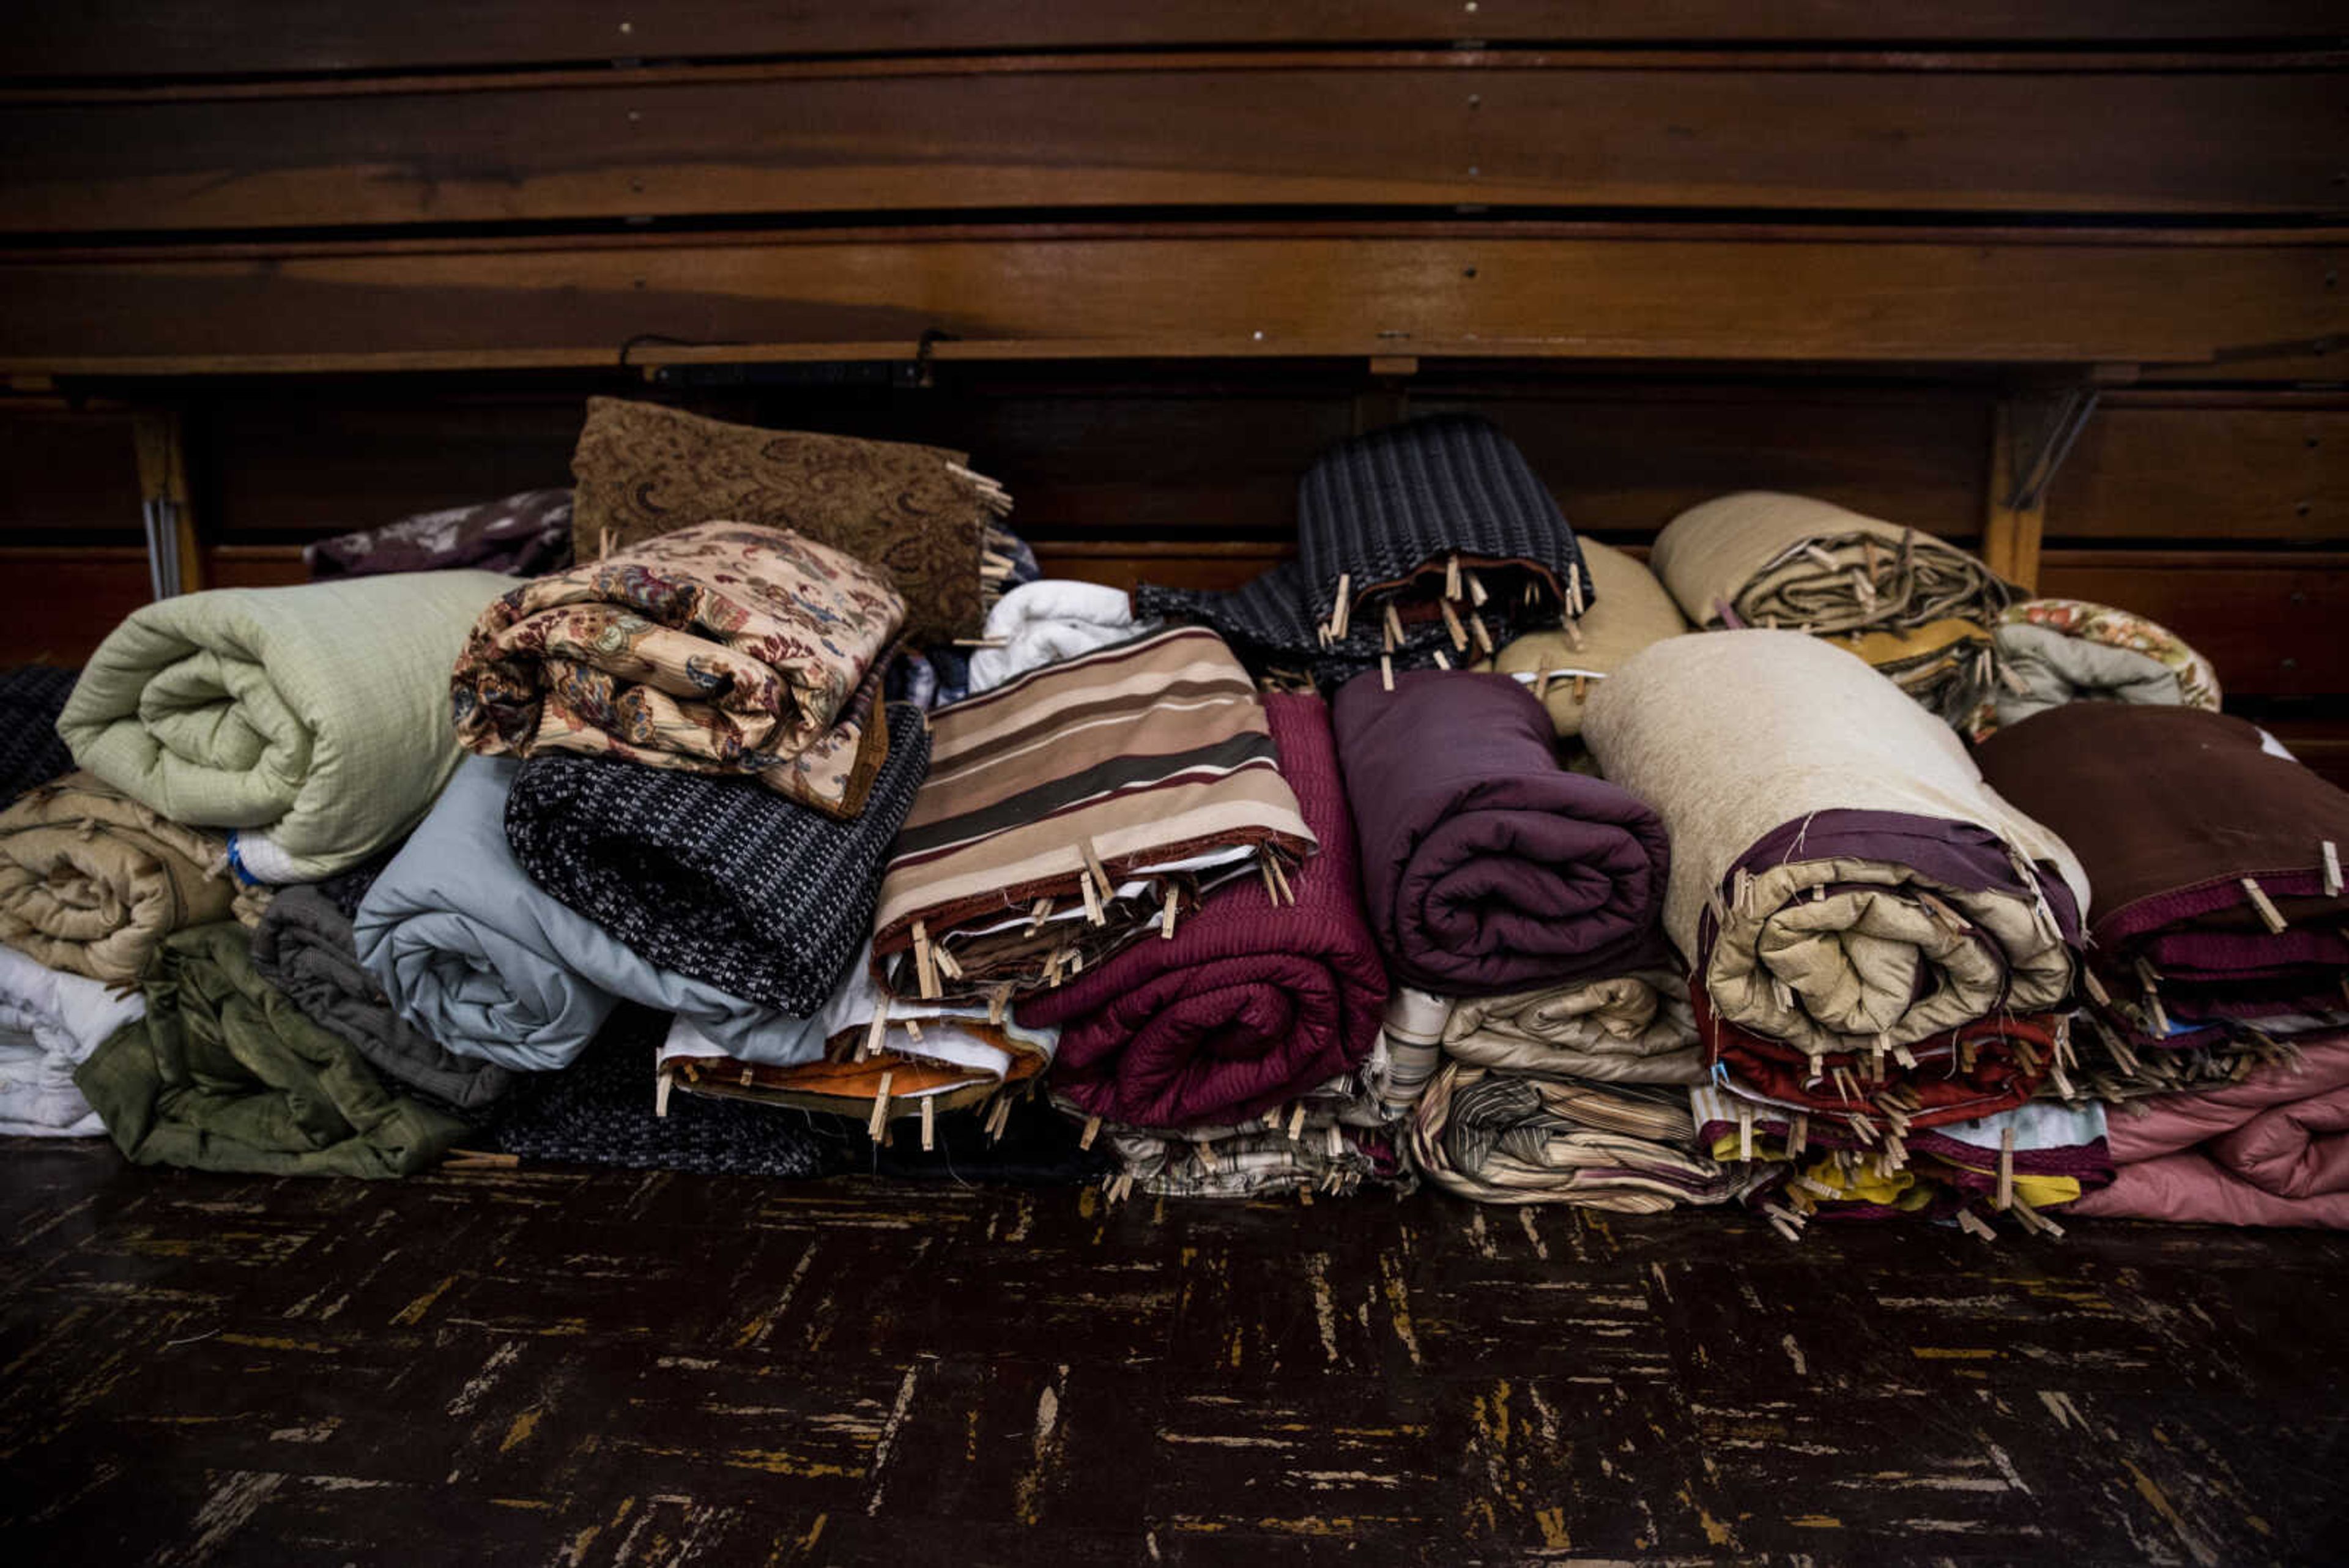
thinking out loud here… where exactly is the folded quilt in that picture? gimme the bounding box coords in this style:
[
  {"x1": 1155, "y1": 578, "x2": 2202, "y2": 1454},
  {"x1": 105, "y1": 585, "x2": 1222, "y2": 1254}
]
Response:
[
  {"x1": 1442, "y1": 970, "x2": 1705, "y2": 1085},
  {"x1": 0, "y1": 771, "x2": 237, "y2": 983},
  {"x1": 1088, "y1": 1102, "x2": 1412, "y2": 1200},
  {"x1": 355, "y1": 756, "x2": 829, "y2": 1074},
  {"x1": 452, "y1": 521, "x2": 904, "y2": 818},
  {"x1": 0, "y1": 664, "x2": 77, "y2": 807},
  {"x1": 505, "y1": 705, "x2": 927, "y2": 1016},
  {"x1": 568, "y1": 396, "x2": 1014, "y2": 644},
  {"x1": 872, "y1": 627, "x2": 1315, "y2": 1005},
  {"x1": 253, "y1": 882, "x2": 515, "y2": 1116},
  {"x1": 1691, "y1": 1082, "x2": 2110, "y2": 1225},
  {"x1": 1024, "y1": 693, "x2": 1387, "y2": 1129},
  {"x1": 1137, "y1": 416, "x2": 1590, "y2": 686},
  {"x1": 1335, "y1": 669, "x2": 1671, "y2": 994},
  {"x1": 306, "y1": 488, "x2": 574, "y2": 581},
  {"x1": 1584, "y1": 631, "x2": 2086, "y2": 1133},
  {"x1": 59, "y1": 571, "x2": 510, "y2": 882},
  {"x1": 0, "y1": 944, "x2": 144, "y2": 1136},
  {"x1": 1483, "y1": 540, "x2": 1687, "y2": 737},
  {"x1": 1976, "y1": 704, "x2": 2349, "y2": 1054},
  {"x1": 1649, "y1": 491, "x2": 2013, "y2": 636},
  {"x1": 1411, "y1": 1061, "x2": 1742, "y2": 1211},
  {"x1": 75, "y1": 923, "x2": 466, "y2": 1177},
  {"x1": 967, "y1": 580, "x2": 1149, "y2": 695},
  {"x1": 1834, "y1": 617, "x2": 1998, "y2": 731},
  {"x1": 1974, "y1": 598, "x2": 2224, "y2": 740},
  {"x1": 2071, "y1": 1035, "x2": 2349, "y2": 1228}
]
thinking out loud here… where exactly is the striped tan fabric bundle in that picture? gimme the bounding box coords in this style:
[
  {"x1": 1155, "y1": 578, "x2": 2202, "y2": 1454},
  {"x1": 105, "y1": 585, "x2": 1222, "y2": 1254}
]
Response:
[{"x1": 870, "y1": 628, "x2": 1316, "y2": 1005}]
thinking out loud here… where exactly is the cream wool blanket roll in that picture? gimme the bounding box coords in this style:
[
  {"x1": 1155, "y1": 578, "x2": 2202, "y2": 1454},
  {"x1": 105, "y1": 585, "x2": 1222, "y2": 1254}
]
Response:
[
  {"x1": 1648, "y1": 491, "x2": 2010, "y2": 636},
  {"x1": 59, "y1": 572, "x2": 510, "y2": 882},
  {"x1": 1482, "y1": 540, "x2": 1688, "y2": 736},
  {"x1": 1583, "y1": 631, "x2": 2084, "y2": 1056},
  {"x1": 1442, "y1": 970, "x2": 1704, "y2": 1085}
]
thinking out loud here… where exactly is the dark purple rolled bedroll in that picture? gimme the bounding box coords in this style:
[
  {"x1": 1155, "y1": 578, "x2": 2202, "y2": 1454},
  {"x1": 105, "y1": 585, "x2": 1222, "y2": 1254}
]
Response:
[
  {"x1": 1025, "y1": 692, "x2": 1389, "y2": 1129},
  {"x1": 1332, "y1": 669, "x2": 1671, "y2": 995}
]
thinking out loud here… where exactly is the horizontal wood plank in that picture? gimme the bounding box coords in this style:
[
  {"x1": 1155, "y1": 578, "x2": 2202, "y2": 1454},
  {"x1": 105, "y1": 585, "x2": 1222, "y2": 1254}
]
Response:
[
  {"x1": 2035, "y1": 549, "x2": 2349, "y2": 697},
  {"x1": 2045, "y1": 403, "x2": 2349, "y2": 543},
  {"x1": 15, "y1": 2, "x2": 2343, "y2": 79},
  {"x1": 5, "y1": 228, "x2": 2341, "y2": 375},
  {"x1": 8, "y1": 62, "x2": 2339, "y2": 232}
]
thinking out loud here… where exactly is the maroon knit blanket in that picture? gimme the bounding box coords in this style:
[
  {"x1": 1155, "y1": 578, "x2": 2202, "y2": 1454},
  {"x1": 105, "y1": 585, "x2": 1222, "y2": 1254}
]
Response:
[{"x1": 1026, "y1": 693, "x2": 1389, "y2": 1129}]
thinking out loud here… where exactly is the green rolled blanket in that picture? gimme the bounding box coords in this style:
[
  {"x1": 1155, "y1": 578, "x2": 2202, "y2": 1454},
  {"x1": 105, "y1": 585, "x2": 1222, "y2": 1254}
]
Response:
[
  {"x1": 59, "y1": 572, "x2": 510, "y2": 882},
  {"x1": 75, "y1": 923, "x2": 466, "y2": 1177}
]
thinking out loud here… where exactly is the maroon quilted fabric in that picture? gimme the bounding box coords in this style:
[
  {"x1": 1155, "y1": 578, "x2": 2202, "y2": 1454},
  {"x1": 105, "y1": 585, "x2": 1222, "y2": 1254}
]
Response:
[
  {"x1": 1334, "y1": 669, "x2": 1671, "y2": 995},
  {"x1": 1027, "y1": 693, "x2": 1389, "y2": 1129}
]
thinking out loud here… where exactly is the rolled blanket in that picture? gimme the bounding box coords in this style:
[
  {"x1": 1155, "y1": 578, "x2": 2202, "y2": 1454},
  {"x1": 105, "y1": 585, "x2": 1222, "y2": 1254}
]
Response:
[
  {"x1": 1411, "y1": 1062, "x2": 1741, "y2": 1211},
  {"x1": 253, "y1": 881, "x2": 515, "y2": 1117},
  {"x1": 871, "y1": 627, "x2": 1315, "y2": 1005},
  {"x1": 568, "y1": 396, "x2": 1014, "y2": 644},
  {"x1": 1442, "y1": 970, "x2": 1704, "y2": 1085},
  {"x1": 0, "y1": 944, "x2": 144, "y2": 1136},
  {"x1": 1334, "y1": 669, "x2": 1671, "y2": 995},
  {"x1": 1692, "y1": 1083, "x2": 2110, "y2": 1227},
  {"x1": 1483, "y1": 540, "x2": 1686, "y2": 736},
  {"x1": 967, "y1": 580, "x2": 1149, "y2": 695},
  {"x1": 1137, "y1": 416, "x2": 1590, "y2": 686},
  {"x1": 0, "y1": 665, "x2": 77, "y2": 806},
  {"x1": 1972, "y1": 598, "x2": 2224, "y2": 740},
  {"x1": 74, "y1": 923, "x2": 466, "y2": 1177},
  {"x1": 305, "y1": 488, "x2": 574, "y2": 581},
  {"x1": 1585, "y1": 631, "x2": 2085, "y2": 1132},
  {"x1": 2071, "y1": 1035, "x2": 2349, "y2": 1228},
  {"x1": 1089, "y1": 1105, "x2": 1412, "y2": 1200},
  {"x1": 504, "y1": 706, "x2": 926, "y2": 1016},
  {"x1": 1649, "y1": 491, "x2": 2013, "y2": 636},
  {"x1": 1833, "y1": 617, "x2": 1998, "y2": 732},
  {"x1": 1024, "y1": 693, "x2": 1387, "y2": 1129},
  {"x1": 451, "y1": 521, "x2": 904, "y2": 818},
  {"x1": 354, "y1": 756, "x2": 828, "y2": 1074},
  {"x1": 58, "y1": 571, "x2": 511, "y2": 882},
  {"x1": 0, "y1": 771, "x2": 236, "y2": 983},
  {"x1": 1976, "y1": 704, "x2": 2349, "y2": 1055}
]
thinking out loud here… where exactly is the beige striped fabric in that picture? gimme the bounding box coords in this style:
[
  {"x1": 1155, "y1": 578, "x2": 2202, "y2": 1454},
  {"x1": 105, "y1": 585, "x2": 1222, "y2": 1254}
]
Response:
[{"x1": 872, "y1": 628, "x2": 1315, "y2": 1003}]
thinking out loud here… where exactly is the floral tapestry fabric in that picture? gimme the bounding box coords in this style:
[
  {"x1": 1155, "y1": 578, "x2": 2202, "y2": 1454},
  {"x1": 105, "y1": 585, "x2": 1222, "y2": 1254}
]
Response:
[{"x1": 451, "y1": 521, "x2": 905, "y2": 818}]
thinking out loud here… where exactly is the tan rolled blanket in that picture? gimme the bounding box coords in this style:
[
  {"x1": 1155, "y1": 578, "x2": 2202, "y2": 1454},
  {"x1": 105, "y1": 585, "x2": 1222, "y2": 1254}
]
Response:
[
  {"x1": 1442, "y1": 970, "x2": 1705, "y2": 1085},
  {"x1": 0, "y1": 771, "x2": 237, "y2": 983},
  {"x1": 1408, "y1": 1061, "x2": 1742, "y2": 1211},
  {"x1": 1649, "y1": 491, "x2": 2012, "y2": 636},
  {"x1": 1482, "y1": 539, "x2": 1688, "y2": 736}
]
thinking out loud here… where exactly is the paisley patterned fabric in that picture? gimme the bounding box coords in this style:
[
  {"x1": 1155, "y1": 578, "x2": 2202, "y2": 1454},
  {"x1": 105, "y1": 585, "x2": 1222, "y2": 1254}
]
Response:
[
  {"x1": 569, "y1": 398, "x2": 1011, "y2": 644},
  {"x1": 451, "y1": 521, "x2": 905, "y2": 818}
]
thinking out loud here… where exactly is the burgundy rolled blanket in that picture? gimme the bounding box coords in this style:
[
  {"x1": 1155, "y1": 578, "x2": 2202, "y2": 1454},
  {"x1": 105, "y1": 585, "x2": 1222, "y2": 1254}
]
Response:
[
  {"x1": 1025, "y1": 693, "x2": 1388, "y2": 1129},
  {"x1": 1333, "y1": 670, "x2": 1670, "y2": 994}
]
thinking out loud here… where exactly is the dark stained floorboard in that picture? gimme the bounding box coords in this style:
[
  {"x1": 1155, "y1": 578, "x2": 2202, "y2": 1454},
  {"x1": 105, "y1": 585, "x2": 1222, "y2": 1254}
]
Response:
[{"x1": 2, "y1": 1136, "x2": 2347, "y2": 1565}]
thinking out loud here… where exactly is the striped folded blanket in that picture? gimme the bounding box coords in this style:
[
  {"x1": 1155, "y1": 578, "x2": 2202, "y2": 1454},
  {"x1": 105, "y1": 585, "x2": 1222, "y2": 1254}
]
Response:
[
  {"x1": 1085, "y1": 1097, "x2": 1414, "y2": 1200},
  {"x1": 1137, "y1": 416, "x2": 1590, "y2": 686},
  {"x1": 1442, "y1": 970, "x2": 1705, "y2": 1085},
  {"x1": 1410, "y1": 1062, "x2": 1742, "y2": 1211},
  {"x1": 870, "y1": 628, "x2": 1316, "y2": 1005},
  {"x1": 451, "y1": 521, "x2": 905, "y2": 818},
  {"x1": 1586, "y1": 631, "x2": 2086, "y2": 1135}
]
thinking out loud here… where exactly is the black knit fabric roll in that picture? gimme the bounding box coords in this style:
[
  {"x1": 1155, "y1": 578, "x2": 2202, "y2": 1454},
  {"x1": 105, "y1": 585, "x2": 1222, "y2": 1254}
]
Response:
[
  {"x1": 0, "y1": 666, "x2": 78, "y2": 807},
  {"x1": 1136, "y1": 416, "x2": 1590, "y2": 686},
  {"x1": 504, "y1": 704, "x2": 929, "y2": 1014}
]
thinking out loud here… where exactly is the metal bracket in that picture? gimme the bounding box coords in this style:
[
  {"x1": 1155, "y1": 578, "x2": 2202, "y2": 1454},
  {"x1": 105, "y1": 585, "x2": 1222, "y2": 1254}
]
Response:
[{"x1": 2001, "y1": 384, "x2": 2101, "y2": 513}]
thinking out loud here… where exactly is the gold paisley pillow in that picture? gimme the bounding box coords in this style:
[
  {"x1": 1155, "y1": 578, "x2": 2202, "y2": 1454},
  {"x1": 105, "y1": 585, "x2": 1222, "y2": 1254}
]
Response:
[{"x1": 570, "y1": 398, "x2": 1009, "y2": 644}]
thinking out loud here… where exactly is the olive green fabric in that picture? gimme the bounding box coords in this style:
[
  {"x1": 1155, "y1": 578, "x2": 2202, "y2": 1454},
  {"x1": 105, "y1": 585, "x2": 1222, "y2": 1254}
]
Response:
[{"x1": 75, "y1": 923, "x2": 466, "y2": 1178}]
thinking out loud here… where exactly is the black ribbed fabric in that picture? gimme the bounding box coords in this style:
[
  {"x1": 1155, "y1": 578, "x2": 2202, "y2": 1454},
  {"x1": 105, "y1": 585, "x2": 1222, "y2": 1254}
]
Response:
[
  {"x1": 504, "y1": 705, "x2": 928, "y2": 1015},
  {"x1": 0, "y1": 666, "x2": 78, "y2": 807},
  {"x1": 1136, "y1": 417, "x2": 1590, "y2": 686}
]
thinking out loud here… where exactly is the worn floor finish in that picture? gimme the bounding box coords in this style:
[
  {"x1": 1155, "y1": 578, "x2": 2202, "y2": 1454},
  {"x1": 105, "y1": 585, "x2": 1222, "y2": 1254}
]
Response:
[{"x1": 1, "y1": 1139, "x2": 2345, "y2": 1566}]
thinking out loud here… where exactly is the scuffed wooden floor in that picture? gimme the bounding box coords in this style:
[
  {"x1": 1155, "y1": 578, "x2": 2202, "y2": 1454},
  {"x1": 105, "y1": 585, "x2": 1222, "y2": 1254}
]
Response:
[{"x1": 2, "y1": 1138, "x2": 2346, "y2": 1566}]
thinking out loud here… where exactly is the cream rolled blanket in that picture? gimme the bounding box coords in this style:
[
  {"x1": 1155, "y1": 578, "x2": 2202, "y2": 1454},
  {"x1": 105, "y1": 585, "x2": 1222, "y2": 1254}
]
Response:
[
  {"x1": 1482, "y1": 540, "x2": 1688, "y2": 736},
  {"x1": 1648, "y1": 491, "x2": 2011, "y2": 636},
  {"x1": 1584, "y1": 631, "x2": 2085, "y2": 1131},
  {"x1": 59, "y1": 572, "x2": 511, "y2": 882},
  {"x1": 1442, "y1": 970, "x2": 1705, "y2": 1085}
]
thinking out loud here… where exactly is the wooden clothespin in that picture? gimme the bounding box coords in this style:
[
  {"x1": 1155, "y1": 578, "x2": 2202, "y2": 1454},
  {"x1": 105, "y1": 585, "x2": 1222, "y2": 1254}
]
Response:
[
  {"x1": 1195, "y1": 1139, "x2": 1219, "y2": 1172},
  {"x1": 1160, "y1": 886, "x2": 1181, "y2": 941},
  {"x1": 1379, "y1": 653, "x2": 1395, "y2": 691},
  {"x1": 1080, "y1": 839, "x2": 1115, "y2": 916},
  {"x1": 1079, "y1": 1113, "x2": 1102, "y2": 1151},
  {"x1": 1954, "y1": 1208, "x2": 1999, "y2": 1243},
  {"x1": 1267, "y1": 856, "x2": 1295, "y2": 907},
  {"x1": 932, "y1": 944, "x2": 965, "y2": 982},
  {"x1": 920, "y1": 1094, "x2": 937, "y2": 1151},
  {"x1": 1288, "y1": 1102, "x2": 1307, "y2": 1143},
  {"x1": 1078, "y1": 867, "x2": 1105, "y2": 927},
  {"x1": 952, "y1": 636, "x2": 1011, "y2": 648},
  {"x1": 1332, "y1": 573, "x2": 1353, "y2": 639},
  {"x1": 1891, "y1": 1042, "x2": 1918, "y2": 1071},
  {"x1": 903, "y1": 1016, "x2": 925, "y2": 1045},
  {"x1": 1445, "y1": 554, "x2": 1463, "y2": 601},
  {"x1": 1382, "y1": 602, "x2": 1405, "y2": 651},
  {"x1": 1469, "y1": 612, "x2": 1495, "y2": 656},
  {"x1": 1325, "y1": 1122, "x2": 1344, "y2": 1160},
  {"x1": 1787, "y1": 1113, "x2": 1808, "y2": 1159},
  {"x1": 1535, "y1": 667, "x2": 1555, "y2": 700},
  {"x1": 1026, "y1": 897, "x2": 1055, "y2": 934},
  {"x1": 868, "y1": 1071, "x2": 895, "y2": 1141},
  {"x1": 655, "y1": 1070, "x2": 674, "y2": 1118},
  {"x1": 989, "y1": 986, "x2": 1009, "y2": 1026},
  {"x1": 1571, "y1": 674, "x2": 1587, "y2": 704},
  {"x1": 1465, "y1": 569, "x2": 1489, "y2": 608},
  {"x1": 2080, "y1": 966, "x2": 2112, "y2": 1008},
  {"x1": 1567, "y1": 560, "x2": 1586, "y2": 616},
  {"x1": 1431, "y1": 648, "x2": 1451, "y2": 670},
  {"x1": 2325, "y1": 841, "x2": 2343, "y2": 898},
  {"x1": 1737, "y1": 1104, "x2": 1754, "y2": 1162},
  {"x1": 1995, "y1": 1124, "x2": 2016, "y2": 1210},
  {"x1": 911, "y1": 920, "x2": 941, "y2": 999},
  {"x1": 2241, "y1": 876, "x2": 2288, "y2": 935}
]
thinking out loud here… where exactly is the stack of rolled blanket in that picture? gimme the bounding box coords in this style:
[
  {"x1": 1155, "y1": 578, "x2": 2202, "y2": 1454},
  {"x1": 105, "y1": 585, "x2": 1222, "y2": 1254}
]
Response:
[
  {"x1": 1586, "y1": 632, "x2": 2087, "y2": 1184},
  {"x1": 1649, "y1": 491, "x2": 2014, "y2": 727},
  {"x1": 1137, "y1": 416, "x2": 1591, "y2": 688}
]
